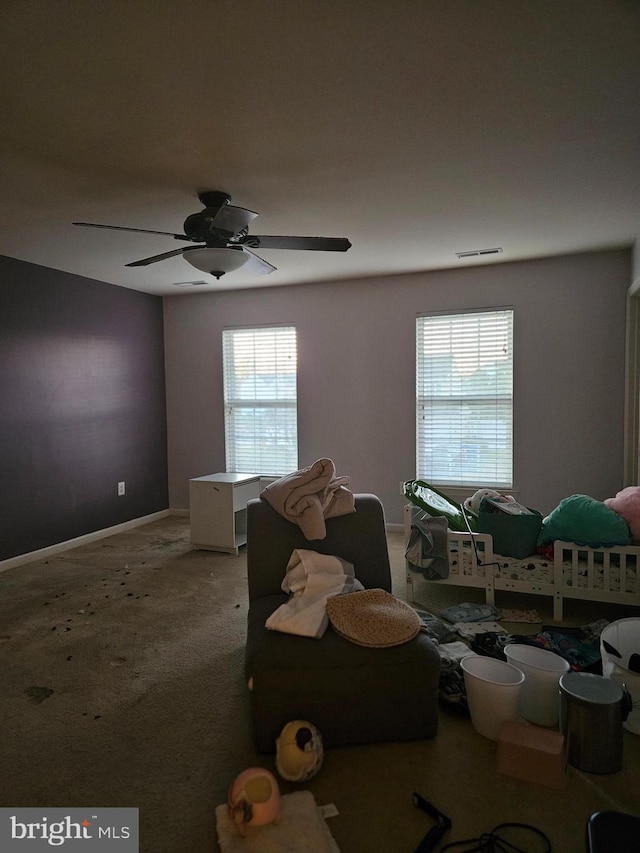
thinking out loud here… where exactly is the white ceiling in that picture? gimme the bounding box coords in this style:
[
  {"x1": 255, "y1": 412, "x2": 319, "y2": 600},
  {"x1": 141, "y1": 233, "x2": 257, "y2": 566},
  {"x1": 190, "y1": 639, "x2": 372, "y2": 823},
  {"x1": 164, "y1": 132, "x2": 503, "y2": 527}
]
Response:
[{"x1": 1, "y1": 0, "x2": 639, "y2": 295}]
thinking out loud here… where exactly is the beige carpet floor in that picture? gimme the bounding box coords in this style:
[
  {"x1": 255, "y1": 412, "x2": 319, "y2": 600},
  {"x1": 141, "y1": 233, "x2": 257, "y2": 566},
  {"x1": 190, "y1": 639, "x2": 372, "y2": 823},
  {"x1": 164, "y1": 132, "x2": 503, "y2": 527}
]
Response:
[{"x1": 1, "y1": 515, "x2": 639, "y2": 852}]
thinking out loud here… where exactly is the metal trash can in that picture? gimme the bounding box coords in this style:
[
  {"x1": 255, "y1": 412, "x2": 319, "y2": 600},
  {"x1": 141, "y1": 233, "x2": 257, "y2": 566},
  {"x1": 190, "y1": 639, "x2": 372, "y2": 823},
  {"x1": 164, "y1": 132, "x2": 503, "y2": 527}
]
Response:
[{"x1": 559, "y1": 672, "x2": 631, "y2": 774}]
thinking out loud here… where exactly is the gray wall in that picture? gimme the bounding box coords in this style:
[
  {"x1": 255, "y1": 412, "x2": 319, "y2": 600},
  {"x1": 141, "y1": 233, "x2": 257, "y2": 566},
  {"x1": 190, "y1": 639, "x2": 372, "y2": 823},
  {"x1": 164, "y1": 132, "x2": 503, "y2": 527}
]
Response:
[
  {"x1": 0, "y1": 256, "x2": 168, "y2": 561},
  {"x1": 163, "y1": 249, "x2": 631, "y2": 525}
]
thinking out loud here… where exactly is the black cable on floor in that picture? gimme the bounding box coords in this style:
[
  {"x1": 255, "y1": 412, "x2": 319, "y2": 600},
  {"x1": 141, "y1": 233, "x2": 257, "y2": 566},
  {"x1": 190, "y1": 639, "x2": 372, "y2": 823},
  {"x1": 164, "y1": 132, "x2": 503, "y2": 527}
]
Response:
[{"x1": 439, "y1": 822, "x2": 552, "y2": 853}]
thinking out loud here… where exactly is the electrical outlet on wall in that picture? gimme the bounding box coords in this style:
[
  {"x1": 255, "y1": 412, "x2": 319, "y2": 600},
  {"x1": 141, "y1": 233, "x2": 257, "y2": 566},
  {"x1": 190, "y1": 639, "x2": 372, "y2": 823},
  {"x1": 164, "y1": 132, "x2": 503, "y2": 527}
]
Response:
[{"x1": 117, "y1": 481, "x2": 126, "y2": 496}]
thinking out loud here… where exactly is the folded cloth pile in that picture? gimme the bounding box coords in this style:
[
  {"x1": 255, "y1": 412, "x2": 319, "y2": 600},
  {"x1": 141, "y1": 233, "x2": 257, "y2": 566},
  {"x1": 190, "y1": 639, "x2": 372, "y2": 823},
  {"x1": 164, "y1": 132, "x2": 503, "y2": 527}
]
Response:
[
  {"x1": 437, "y1": 642, "x2": 476, "y2": 708},
  {"x1": 261, "y1": 458, "x2": 355, "y2": 540},
  {"x1": 440, "y1": 602, "x2": 501, "y2": 623}
]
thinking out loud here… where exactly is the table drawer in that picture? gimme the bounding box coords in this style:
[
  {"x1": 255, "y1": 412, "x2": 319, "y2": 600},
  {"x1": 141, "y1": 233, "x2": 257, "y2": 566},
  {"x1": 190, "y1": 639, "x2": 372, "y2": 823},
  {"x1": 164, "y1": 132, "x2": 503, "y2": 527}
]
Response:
[{"x1": 233, "y1": 479, "x2": 261, "y2": 511}]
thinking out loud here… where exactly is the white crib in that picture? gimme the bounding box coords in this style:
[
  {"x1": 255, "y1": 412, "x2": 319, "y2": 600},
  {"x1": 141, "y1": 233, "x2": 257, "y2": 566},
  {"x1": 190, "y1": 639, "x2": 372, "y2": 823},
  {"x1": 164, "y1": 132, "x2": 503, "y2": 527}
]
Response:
[{"x1": 404, "y1": 504, "x2": 640, "y2": 620}]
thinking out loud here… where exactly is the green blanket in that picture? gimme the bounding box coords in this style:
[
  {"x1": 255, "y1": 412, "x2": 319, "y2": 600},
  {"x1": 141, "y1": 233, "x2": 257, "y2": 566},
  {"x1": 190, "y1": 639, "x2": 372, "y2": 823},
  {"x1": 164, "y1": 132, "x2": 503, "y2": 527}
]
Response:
[{"x1": 538, "y1": 494, "x2": 630, "y2": 548}]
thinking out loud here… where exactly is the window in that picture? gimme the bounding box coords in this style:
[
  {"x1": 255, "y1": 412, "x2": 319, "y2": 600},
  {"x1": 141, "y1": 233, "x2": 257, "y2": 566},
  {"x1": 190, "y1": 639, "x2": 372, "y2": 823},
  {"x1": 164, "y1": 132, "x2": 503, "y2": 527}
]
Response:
[
  {"x1": 416, "y1": 308, "x2": 513, "y2": 488},
  {"x1": 222, "y1": 325, "x2": 298, "y2": 476}
]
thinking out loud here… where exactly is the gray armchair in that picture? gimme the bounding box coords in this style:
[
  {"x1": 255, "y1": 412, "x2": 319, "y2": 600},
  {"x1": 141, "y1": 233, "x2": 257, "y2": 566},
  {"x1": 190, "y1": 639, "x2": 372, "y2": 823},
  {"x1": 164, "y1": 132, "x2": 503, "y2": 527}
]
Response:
[{"x1": 244, "y1": 493, "x2": 441, "y2": 752}]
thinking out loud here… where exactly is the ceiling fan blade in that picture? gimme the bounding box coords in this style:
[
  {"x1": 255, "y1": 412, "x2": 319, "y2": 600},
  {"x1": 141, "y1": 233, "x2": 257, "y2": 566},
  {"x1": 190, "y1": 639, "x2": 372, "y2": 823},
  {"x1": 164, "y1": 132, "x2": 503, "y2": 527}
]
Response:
[
  {"x1": 211, "y1": 204, "x2": 259, "y2": 235},
  {"x1": 244, "y1": 235, "x2": 351, "y2": 252},
  {"x1": 73, "y1": 222, "x2": 190, "y2": 240},
  {"x1": 126, "y1": 246, "x2": 204, "y2": 267},
  {"x1": 240, "y1": 246, "x2": 277, "y2": 276}
]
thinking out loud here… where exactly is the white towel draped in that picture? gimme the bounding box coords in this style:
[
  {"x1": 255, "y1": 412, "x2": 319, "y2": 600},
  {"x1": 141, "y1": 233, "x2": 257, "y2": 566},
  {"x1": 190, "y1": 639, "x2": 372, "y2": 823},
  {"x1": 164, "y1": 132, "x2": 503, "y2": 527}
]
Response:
[{"x1": 265, "y1": 549, "x2": 363, "y2": 639}]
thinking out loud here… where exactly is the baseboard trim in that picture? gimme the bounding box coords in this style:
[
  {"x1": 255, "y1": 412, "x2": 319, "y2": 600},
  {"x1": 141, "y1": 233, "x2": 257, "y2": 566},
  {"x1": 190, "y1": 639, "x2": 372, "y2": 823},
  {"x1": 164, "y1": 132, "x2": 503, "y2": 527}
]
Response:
[{"x1": 0, "y1": 509, "x2": 171, "y2": 573}]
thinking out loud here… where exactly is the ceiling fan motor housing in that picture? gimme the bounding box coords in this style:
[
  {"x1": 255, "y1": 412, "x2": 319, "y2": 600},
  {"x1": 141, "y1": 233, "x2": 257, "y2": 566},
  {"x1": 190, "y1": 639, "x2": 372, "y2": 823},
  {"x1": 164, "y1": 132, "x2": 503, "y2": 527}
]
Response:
[
  {"x1": 183, "y1": 213, "x2": 228, "y2": 243},
  {"x1": 182, "y1": 191, "x2": 236, "y2": 243}
]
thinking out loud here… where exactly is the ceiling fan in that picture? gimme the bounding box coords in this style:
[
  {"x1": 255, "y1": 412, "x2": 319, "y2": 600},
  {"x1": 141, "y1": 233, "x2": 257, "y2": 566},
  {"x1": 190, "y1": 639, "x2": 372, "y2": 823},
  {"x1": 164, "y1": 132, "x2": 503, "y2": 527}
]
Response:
[{"x1": 73, "y1": 190, "x2": 352, "y2": 279}]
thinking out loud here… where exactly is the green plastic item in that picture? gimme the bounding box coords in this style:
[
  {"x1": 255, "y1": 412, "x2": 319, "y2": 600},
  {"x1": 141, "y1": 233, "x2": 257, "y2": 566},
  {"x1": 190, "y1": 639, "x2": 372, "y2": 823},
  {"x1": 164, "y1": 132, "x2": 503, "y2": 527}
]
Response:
[{"x1": 403, "y1": 480, "x2": 476, "y2": 532}]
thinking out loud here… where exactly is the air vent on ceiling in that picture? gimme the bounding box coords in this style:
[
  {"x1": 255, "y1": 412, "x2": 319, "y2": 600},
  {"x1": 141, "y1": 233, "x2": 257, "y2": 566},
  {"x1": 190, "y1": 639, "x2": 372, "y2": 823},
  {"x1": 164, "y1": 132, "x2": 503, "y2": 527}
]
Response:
[
  {"x1": 172, "y1": 280, "x2": 208, "y2": 287},
  {"x1": 455, "y1": 247, "x2": 503, "y2": 259}
]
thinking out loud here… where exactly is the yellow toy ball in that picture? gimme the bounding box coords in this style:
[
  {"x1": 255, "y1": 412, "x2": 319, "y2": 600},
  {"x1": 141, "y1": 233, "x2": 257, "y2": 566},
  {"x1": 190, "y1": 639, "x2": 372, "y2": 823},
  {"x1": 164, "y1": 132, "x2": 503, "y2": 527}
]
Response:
[{"x1": 276, "y1": 720, "x2": 324, "y2": 782}]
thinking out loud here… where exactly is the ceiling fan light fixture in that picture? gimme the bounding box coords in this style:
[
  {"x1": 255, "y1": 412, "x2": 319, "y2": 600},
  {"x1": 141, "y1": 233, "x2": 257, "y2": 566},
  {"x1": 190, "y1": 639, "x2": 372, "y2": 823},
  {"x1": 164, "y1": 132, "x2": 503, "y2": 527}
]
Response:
[{"x1": 183, "y1": 247, "x2": 249, "y2": 278}]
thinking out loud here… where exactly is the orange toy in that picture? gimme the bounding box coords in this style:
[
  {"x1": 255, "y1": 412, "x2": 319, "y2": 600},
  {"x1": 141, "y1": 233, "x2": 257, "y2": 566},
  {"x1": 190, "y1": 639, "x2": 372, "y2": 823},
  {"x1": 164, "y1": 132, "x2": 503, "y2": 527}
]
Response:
[{"x1": 227, "y1": 767, "x2": 281, "y2": 837}]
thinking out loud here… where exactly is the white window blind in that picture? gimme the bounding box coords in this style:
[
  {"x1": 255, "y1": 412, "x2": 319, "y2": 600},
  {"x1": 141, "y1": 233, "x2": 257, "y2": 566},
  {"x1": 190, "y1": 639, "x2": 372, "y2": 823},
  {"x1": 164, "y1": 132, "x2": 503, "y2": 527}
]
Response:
[
  {"x1": 416, "y1": 308, "x2": 513, "y2": 488},
  {"x1": 222, "y1": 325, "x2": 298, "y2": 476}
]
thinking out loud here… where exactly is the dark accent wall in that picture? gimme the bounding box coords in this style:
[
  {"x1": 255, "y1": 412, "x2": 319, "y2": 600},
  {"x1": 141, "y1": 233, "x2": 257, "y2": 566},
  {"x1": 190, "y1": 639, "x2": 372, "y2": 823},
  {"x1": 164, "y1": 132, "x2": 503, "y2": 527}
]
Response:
[{"x1": 0, "y1": 256, "x2": 168, "y2": 561}]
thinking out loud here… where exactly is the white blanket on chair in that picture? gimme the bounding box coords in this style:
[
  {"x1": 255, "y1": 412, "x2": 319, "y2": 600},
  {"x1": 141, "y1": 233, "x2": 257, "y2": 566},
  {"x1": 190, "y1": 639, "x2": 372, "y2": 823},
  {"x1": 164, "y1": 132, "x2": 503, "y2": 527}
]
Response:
[
  {"x1": 260, "y1": 458, "x2": 356, "y2": 540},
  {"x1": 265, "y1": 549, "x2": 363, "y2": 639}
]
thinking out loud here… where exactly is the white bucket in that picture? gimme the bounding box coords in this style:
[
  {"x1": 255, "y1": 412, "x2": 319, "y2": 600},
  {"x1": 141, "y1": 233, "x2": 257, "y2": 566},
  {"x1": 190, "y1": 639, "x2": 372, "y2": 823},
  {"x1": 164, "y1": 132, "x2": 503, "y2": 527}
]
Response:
[
  {"x1": 600, "y1": 618, "x2": 640, "y2": 734},
  {"x1": 461, "y1": 654, "x2": 524, "y2": 740},
  {"x1": 504, "y1": 644, "x2": 570, "y2": 728}
]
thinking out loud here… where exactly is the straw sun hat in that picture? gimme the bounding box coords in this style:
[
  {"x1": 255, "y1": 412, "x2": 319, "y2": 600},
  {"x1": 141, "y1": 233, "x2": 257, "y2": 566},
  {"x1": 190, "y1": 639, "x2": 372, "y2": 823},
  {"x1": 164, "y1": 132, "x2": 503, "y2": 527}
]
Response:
[{"x1": 326, "y1": 588, "x2": 421, "y2": 648}]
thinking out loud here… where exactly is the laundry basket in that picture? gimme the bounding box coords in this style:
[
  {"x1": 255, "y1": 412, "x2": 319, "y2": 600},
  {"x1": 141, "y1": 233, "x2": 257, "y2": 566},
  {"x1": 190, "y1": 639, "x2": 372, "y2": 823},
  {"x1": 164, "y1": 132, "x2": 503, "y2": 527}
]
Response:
[{"x1": 600, "y1": 618, "x2": 640, "y2": 734}]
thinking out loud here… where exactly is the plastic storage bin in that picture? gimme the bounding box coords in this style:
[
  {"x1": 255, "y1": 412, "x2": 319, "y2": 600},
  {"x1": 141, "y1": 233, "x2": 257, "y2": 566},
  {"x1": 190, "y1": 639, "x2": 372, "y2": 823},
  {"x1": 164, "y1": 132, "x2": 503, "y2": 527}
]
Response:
[
  {"x1": 504, "y1": 644, "x2": 570, "y2": 727},
  {"x1": 461, "y1": 654, "x2": 524, "y2": 740},
  {"x1": 477, "y1": 502, "x2": 542, "y2": 559}
]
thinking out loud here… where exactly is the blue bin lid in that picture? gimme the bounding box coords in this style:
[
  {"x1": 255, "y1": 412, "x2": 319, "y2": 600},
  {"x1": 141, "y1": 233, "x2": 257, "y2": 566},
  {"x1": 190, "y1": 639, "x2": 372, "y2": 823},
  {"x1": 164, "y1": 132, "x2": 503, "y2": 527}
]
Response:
[{"x1": 559, "y1": 672, "x2": 623, "y2": 705}]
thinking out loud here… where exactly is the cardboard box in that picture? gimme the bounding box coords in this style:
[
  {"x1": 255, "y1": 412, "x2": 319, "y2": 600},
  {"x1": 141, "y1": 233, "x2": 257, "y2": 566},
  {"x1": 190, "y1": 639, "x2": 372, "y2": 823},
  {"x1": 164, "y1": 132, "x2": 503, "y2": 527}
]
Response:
[{"x1": 496, "y1": 720, "x2": 567, "y2": 789}]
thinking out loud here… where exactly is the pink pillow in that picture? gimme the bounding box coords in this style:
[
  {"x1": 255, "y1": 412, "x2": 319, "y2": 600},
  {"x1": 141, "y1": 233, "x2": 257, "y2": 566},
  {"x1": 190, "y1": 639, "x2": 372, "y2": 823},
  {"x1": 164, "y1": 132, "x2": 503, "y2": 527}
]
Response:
[{"x1": 605, "y1": 487, "x2": 640, "y2": 543}]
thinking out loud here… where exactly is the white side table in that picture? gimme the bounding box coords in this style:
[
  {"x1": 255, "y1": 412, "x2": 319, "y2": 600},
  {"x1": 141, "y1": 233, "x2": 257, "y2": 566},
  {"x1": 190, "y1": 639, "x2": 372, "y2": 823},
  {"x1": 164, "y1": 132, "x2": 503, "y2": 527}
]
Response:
[{"x1": 189, "y1": 473, "x2": 261, "y2": 554}]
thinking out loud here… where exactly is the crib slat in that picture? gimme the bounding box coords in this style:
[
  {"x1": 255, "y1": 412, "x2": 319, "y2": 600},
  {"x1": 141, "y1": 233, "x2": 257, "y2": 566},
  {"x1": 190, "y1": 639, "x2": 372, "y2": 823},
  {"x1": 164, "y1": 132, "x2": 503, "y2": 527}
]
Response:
[
  {"x1": 599, "y1": 551, "x2": 607, "y2": 591},
  {"x1": 587, "y1": 550, "x2": 595, "y2": 590}
]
